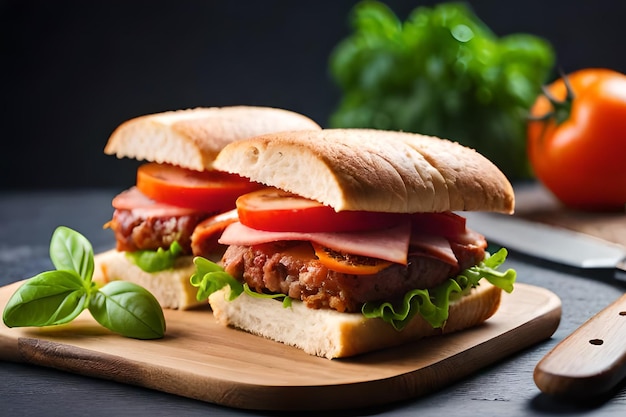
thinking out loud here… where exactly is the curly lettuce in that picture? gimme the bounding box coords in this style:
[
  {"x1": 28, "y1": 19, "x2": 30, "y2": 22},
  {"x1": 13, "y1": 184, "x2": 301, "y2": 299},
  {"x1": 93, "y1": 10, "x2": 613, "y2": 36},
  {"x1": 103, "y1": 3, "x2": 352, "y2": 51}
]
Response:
[
  {"x1": 190, "y1": 257, "x2": 292, "y2": 307},
  {"x1": 190, "y1": 248, "x2": 516, "y2": 330},
  {"x1": 361, "y1": 248, "x2": 516, "y2": 330}
]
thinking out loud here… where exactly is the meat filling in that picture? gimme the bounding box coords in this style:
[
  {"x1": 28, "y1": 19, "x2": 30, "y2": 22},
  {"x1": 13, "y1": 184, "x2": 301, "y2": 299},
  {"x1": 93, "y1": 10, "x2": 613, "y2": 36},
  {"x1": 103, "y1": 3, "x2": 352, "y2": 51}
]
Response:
[
  {"x1": 221, "y1": 233, "x2": 487, "y2": 313},
  {"x1": 108, "y1": 209, "x2": 209, "y2": 253}
]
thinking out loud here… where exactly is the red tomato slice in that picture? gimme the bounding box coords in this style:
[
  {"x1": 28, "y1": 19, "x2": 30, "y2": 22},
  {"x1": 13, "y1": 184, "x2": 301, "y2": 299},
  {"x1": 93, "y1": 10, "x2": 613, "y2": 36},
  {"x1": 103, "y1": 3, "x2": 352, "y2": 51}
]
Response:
[
  {"x1": 136, "y1": 163, "x2": 263, "y2": 213},
  {"x1": 190, "y1": 209, "x2": 239, "y2": 257},
  {"x1": 236, "y1": 188, "x2": 408, "y2": 233},
  {"x1": 312, "y1": 243, "x2": 392, "y2": 275}
]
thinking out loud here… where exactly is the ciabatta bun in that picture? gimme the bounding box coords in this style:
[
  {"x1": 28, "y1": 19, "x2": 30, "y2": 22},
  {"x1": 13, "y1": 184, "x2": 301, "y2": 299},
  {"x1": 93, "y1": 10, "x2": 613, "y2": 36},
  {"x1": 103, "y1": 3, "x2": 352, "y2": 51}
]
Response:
[
  {"x1": 209, "y1": 282, "x2": 502, "y2": 359},
  {"x1": 205, "y1": 128, "x2": 515, "y2": 358},
  {"x1": 104, "y1": 106, "x2": 321, "y2": 171},
  {"x1": 98, "y1": 106, "x2": 320, "y2": 309},
  {"x1": 213, "y1": 128, "x2": 514, "y2": 214}
]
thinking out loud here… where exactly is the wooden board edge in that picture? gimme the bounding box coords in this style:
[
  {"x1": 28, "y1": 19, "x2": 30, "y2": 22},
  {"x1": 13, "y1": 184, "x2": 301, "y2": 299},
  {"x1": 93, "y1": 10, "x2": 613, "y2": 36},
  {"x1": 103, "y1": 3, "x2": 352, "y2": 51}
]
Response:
[{"x1": 0, "y1": 282, "x2": 563, "y2": 411}]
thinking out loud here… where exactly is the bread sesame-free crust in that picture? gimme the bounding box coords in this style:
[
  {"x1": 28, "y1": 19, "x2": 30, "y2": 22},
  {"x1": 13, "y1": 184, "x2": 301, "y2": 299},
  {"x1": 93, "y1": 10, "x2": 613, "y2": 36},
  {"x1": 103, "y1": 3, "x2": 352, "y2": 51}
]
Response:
[
  {"x1": 213, "y1": 128, "x2": 515, "y2": 214},
  {"x1": 104, "y1": 106, "x2": 321, "y2": 171}
]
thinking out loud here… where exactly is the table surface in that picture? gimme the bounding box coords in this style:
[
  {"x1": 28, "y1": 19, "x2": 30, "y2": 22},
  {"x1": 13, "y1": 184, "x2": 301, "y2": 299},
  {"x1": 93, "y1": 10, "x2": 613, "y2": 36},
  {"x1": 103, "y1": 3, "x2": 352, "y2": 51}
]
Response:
[{"x1": 1, "y1": 186, "x2": 626, "y2": 417}]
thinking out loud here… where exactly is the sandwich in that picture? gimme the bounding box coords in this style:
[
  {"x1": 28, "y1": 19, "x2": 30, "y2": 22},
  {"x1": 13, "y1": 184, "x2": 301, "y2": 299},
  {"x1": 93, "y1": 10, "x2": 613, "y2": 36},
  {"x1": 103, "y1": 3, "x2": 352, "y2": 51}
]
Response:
[
  {"x1": 93, "y1": 106, "x2": 321, "y2": 310},
  {"x1": 191, "y1": 128, "x2": 517, "y2": 359}
]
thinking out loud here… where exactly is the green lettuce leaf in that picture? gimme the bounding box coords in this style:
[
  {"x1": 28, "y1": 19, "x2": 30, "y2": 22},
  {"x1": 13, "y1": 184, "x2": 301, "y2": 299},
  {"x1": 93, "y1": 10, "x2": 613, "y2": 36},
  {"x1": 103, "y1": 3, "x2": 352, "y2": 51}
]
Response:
[
  {"x1": 126, "y1": 241, "x2": 184, "y2": 273},
  {"x1": 190, "y1": 248, "x2": 516, "y2": 330},
  {"x1": 241, "y1": 283, "x2": 293, "y2": 308},
  {"x1": 190, "y1": 256, "x2": 243, "y2": 301},
  {"x1": 190, "y1": 257, "x2": 293, "y2": 307},
  {"x1": 361, "y1": 248, "x2": 516, "y2": 330}
]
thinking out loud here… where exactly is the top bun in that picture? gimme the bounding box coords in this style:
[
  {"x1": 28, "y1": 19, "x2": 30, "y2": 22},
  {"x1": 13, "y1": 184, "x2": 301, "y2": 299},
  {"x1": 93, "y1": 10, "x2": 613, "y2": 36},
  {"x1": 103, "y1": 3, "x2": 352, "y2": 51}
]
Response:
[
  {"x1": 213, "y1": 128, "x2": 515, "y2": 214},
  {"x1": 104, "y1": 106, "x2": 321, "y2": 171}
]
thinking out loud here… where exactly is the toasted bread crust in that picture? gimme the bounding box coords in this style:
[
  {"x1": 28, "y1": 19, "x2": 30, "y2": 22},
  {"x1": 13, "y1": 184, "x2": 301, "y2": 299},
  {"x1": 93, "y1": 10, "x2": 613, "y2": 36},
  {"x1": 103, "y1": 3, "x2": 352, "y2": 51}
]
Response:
[
  {"x1": 104, "y1": 106, "x2": 321, "y2": 171},
  {"x1": 213, "y1": 129, "x2": 514, "y2": 213}
]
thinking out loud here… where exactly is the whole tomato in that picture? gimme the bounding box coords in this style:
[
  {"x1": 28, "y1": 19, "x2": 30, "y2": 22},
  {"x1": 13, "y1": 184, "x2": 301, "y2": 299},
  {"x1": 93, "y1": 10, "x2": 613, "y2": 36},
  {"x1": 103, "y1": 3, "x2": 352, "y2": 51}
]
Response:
[{"x1": 527, "y1": 68, "x2": 626, "y2": 211}]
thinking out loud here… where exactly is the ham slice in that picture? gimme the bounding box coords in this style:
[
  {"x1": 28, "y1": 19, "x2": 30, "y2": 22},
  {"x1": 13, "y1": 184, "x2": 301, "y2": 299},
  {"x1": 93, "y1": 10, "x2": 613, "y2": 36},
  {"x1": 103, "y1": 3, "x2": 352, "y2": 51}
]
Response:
[
  {"x1": 219, "y1": 221, "x2": 412, "y2": 265},
  {"x1": 410, "y1": 233, "x2": 458, "y2": 267},
  {"x1": 112, "y1": 187, "x2": 200, "y2": 217}
]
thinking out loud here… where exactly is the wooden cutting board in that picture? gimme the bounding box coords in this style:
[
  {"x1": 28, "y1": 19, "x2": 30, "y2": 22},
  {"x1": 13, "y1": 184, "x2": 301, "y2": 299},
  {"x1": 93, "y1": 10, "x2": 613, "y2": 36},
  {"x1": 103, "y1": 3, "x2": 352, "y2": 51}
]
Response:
[{"x1": 0, "y1": 281, "x2": 560, "y2": 411}]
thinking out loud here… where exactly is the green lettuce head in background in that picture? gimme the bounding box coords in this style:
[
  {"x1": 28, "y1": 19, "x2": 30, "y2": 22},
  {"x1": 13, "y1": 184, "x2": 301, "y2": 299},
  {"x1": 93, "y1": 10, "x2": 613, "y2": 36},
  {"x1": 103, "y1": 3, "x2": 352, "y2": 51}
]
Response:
[{"x1": 328, "y1": 1, "x2": 555, "y2": 180}]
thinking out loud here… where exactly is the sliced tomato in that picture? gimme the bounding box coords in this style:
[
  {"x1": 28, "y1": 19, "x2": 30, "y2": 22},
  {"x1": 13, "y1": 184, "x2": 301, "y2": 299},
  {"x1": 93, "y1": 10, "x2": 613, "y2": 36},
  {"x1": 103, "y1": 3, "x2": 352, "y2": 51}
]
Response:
[
  {"x1": 410, "y1": 212, "x2": 466, "y2": 238},
  {"x1": 190, "y1": 209, "x2": 239, "y2": 257},
  {"x1": 312, "y1": 243, "x2": 392, "y2": 275},
  {"x1": 236, "y1": 188, "x2": 408, "y2": 233},
  {"x1": 136, "y1": 163, "x2": 262, "y2": 213}
]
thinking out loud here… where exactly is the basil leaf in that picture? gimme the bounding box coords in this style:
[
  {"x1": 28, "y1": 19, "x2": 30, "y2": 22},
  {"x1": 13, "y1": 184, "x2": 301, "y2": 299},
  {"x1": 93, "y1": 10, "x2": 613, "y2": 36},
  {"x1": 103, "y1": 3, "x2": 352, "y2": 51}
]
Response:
[
  {"x1": 3, "y1": 226, "x2": 167, "y2": 340},
  {"x1": 50, "y1": 226, "x2": 94, "y2": 281},
  {"x1": 126, "y1": 241, "x2": 183, "y2": 273},
  {"x1": 89, "y1": 281, "x2": 165, "y2": 339},
  {"x1": 2, "y1": 270, "x2": 89, "y2": 327}
]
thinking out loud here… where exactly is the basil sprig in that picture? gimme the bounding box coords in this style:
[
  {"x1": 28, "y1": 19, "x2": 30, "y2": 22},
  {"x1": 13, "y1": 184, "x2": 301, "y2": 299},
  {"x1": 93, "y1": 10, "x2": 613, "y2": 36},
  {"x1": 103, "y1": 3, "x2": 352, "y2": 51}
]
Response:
[{"x1": 2, "y1": 226, "x2": 166, "y2": 339}]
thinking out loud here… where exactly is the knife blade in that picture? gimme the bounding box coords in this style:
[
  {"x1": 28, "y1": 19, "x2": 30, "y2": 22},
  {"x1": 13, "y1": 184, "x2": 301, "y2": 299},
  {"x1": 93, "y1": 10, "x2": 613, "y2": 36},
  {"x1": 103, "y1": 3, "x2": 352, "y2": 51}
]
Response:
[
  {"x1": 463, "y1": 211, "x2": 626, "y2": 398},
  {"x1": 463, "y1": 211, "x2": 626, "y2": 280}
]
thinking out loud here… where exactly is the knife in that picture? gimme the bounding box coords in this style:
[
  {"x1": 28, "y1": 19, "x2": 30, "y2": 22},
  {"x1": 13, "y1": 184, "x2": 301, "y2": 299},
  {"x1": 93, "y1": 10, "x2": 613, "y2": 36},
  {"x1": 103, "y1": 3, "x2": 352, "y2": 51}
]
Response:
[
  {"x1": 463, "y1": 211, "x2": 626, "y2": 281},
  {"x1": 463, "y1": 211, "x2": 626, "y2": 399}
]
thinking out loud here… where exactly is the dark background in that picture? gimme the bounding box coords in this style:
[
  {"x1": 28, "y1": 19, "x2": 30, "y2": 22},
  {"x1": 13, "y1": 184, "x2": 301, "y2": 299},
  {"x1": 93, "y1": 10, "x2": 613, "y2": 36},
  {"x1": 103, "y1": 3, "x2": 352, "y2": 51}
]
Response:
[{"x1": 2, "y1": 0, "x2": 625, "y2": 191}]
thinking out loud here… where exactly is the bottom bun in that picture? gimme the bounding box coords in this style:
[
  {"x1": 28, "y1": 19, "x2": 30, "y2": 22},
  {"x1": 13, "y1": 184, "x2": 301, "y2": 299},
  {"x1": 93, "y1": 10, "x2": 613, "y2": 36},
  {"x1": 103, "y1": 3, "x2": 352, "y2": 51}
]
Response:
[
  {"x1": 209, "y1": 281, "x2": 502, "y2": 359},
  {"x1": 93, "y1": 249, "x2": 203, "y2": 310}
]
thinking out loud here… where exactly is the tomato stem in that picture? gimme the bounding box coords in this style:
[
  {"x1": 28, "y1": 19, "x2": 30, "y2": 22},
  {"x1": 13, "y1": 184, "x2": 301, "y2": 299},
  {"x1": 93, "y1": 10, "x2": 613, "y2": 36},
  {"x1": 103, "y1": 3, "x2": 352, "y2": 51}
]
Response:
[{"x1": 528, "y1": 71, "x2": 575, "y2": 126}]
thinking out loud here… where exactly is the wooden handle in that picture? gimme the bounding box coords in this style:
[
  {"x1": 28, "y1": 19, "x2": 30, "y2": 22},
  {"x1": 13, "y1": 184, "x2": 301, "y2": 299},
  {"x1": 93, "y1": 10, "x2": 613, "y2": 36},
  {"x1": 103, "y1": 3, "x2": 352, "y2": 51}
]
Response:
[{"x1": 534, "y1": 293, "x2": 626, "y2": 398}]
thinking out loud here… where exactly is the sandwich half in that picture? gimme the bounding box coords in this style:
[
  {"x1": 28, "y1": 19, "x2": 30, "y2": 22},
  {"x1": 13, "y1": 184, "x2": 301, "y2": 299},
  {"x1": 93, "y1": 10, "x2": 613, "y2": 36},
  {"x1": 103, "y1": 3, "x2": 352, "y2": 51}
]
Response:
[
  {"x1": 191, "y1": 128, "x2": 517, "y2": 359},
  {"x1": 93, "y1": 106, "x2": 321, "y2": 309}
]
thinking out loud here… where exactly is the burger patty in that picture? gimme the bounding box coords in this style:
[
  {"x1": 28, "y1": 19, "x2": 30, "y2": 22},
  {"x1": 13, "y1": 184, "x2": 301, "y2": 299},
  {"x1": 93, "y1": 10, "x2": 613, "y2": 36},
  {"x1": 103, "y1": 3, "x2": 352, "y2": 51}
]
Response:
[
  {"x1": 108, "y1": 209, "x2": 209, "y2": 253},
  {"x1": 221, "y1": 235, "x2": 487, "y2": 313}
]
